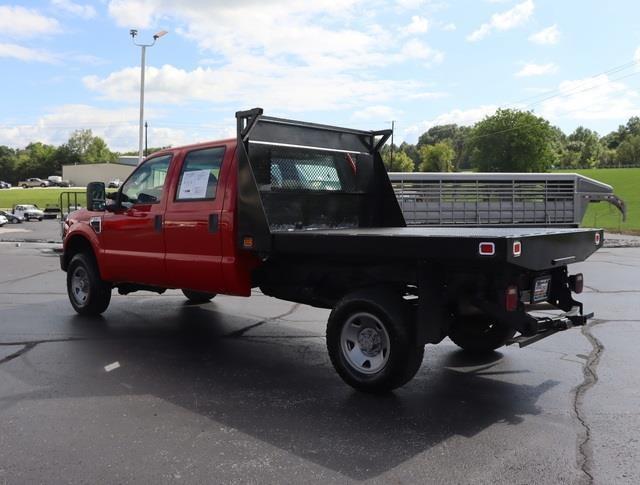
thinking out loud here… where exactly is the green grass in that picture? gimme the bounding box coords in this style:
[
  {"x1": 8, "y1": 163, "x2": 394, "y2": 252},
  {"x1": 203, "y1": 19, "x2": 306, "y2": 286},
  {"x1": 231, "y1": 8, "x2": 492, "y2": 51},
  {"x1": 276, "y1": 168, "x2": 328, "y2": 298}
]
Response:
[
  {"x1": 0, "y1": 188, "x2": 86, "y2": 211},
  {"x1": 555, "y1": 168, "x2": 640, "y2": 234}
]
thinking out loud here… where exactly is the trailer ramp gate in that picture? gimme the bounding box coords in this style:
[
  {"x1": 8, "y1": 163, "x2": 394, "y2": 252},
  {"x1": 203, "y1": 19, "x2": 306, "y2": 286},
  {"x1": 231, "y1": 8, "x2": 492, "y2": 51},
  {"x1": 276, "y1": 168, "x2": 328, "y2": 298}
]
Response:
[{"x1": 389, "y1": 172, "x2": 626, "y2": 227}]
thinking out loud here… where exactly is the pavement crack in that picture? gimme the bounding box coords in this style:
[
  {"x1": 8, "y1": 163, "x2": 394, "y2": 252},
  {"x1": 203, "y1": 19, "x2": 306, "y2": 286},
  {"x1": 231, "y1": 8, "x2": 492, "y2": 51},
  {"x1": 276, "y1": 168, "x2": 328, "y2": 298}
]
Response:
[
  {"x1": 0, "y1": 269, "x2": 59, "y2": 286},
  {"x1": 224, "y1": 304, "x2": 301, "y2": 338},
  {"x1": 572, "y1": 320, "x2": 605, "y2": 484},
  {"x1": 0, "y1": 342, "x2": 38, "y2": 365}
]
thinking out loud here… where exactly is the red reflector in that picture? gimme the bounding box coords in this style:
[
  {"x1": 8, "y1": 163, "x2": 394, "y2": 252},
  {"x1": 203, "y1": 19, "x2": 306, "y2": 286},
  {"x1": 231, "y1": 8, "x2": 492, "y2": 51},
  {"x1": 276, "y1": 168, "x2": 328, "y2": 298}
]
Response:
[
  {"x1": 505, "y1": 285, "x2": 518, "y2": 312},
  {"x1": 570, "y1": 273, "x2": 584, "y2": 294},
  {"x1": 479, "y1": 242, "x2": 495, "y2": 256},
  {"x1": 513, "y1": 241, "x2": 522, "y2": 257},
  {"x1": 242, "y1": 236, "x2": 254, "y2": 249},
  {"x1": 595, "y1": 232, "x2": 601, "y2": 245}
]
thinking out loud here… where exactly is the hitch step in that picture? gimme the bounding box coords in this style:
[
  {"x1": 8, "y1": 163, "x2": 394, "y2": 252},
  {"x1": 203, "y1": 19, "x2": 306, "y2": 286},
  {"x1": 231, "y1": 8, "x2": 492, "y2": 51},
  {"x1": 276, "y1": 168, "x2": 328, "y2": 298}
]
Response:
[{"x1": 507, "y1": 310, "x2": 594, "y2": 348}]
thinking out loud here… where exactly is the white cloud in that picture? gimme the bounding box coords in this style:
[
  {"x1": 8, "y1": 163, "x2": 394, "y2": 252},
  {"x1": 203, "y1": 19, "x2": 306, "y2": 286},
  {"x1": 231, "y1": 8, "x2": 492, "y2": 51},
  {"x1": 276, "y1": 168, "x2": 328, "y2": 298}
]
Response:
[
  {"x1": 442, "y1": 22, "x2": 456, "y2": 32},
  {"x1": 93, "y1": 2, "x2": 444, "y2": 114},
  {"x1": 634, "y1": 46, "x2": 640, "y2": 64},
  {"x1": 515, "y1": 62, "x2": 558, "y2": 77},
  {"x1": 399, "y1": 39, "x2": 444, "y2": 64},
  {"x1": 396, "y1": 0, "x2": 427, "y2": 9},
  {"x1": 352, "y1": 105, "x2": 398, "y2": 121},
  {"x1": 529, "y1": 24, "x2": 560, "y2": 45},
  {"x1": 51, "y1": 0, "x2": 96, "y2": 19},
  {"x1": 0, "y1": 104, "x2": 208, "y2": 151},
  {"x1": 467, "y1": 0, "x2": 534, "y2": 42},
  {"x1": 0, "y1": 5, "x2": 60, "y2": 38},
  {"x1": 539, "y1": 74, "x2": 640, "y2": 121},
  {"x1": 83, "y1": 61, "x2": 439, "y2": 112},
  {"x1": 404, "y1": 105, "x2": 498, "y2": 141},
  {"x1": 405, "y1": 15, "x2": 429, "y2": 34},
  {"x1": 0, "y1": 43, "x2": 57, "y2": 63}
]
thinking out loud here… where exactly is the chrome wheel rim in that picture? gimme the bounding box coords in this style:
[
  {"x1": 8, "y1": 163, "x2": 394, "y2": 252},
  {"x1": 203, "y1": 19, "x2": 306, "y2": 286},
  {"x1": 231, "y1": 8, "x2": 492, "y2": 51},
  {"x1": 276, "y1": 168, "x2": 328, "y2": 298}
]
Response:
[
  {"x1": 71, "y1": 266, "x2": 90, "y2": 306},
  {"x1": 340, "y1": 312, "x2": 390, "y2": 374}
]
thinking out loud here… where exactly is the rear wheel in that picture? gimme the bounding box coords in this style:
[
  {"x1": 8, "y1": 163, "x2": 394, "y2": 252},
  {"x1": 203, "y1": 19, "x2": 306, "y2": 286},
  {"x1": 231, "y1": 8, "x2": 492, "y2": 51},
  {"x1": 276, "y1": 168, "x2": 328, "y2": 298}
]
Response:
[
  {"x1": 327, "y1": 288, "x2": 424, "y2": 393},
  {"x1": 448, "y1": 316, "x2": 515, "y2": 353},
  {"x1": 66, "y1": 253, "x2": 111, "y2": 315},
  {"x1": 182, "y1": 289, "x2": 216, "y2": 303}
]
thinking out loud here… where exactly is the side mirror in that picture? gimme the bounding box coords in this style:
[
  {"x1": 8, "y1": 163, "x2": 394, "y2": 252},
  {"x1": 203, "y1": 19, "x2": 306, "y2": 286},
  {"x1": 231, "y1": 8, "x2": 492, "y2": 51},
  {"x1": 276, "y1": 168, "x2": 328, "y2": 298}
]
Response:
[{"x1": 86, "y1": 182, "x2": 106, "y2": 212}]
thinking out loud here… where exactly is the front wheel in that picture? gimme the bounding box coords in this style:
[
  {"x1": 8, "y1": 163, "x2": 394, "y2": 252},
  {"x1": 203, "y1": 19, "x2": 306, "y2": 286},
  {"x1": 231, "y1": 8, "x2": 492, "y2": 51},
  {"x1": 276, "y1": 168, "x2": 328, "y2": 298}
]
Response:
[
  {"x1": 327, "y1": 289, "x2": 424, "y2": 393},
  {"x1": 448, "y1": 316, "x2": 516, "y2": 353},
  {"x1": 182, "y1": 289, "x2": 216, "y2": 303},
  {"x1": 66, "y1": 253, "x2": 111, "y2": 315}
]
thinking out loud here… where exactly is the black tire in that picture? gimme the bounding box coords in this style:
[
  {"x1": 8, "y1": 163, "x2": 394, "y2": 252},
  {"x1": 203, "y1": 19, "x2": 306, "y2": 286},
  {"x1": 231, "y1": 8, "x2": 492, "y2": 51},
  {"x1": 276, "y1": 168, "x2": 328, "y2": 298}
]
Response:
[
  {"x1": 66, "y1": 253, "x2": 111, "y2": 315},
  {"x1": 182, "y1": 289, "x2": 216, "y2": 303},
  {"x1": 21, "y1": 184, "x2": 27, "y2": 188},
  {"x1": 40, "y1": 183, "x2": 46, "y2": 187},
  {"x1": 448, "y1": 316, "x2": 516, "y2": 353},
  {"x1": 327, "y1": 288, "x2": 424, "y2": 393},
  {"x1": 38, "y1": 217, "x2": 43, "y2": 221}
]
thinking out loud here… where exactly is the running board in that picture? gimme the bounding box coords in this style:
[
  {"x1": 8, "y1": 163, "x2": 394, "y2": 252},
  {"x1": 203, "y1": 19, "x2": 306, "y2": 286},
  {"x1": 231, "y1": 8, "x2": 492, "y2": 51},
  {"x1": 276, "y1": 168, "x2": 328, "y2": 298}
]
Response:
[{"x1": 507, "y1": 309, "x2": 594, "y2": 348}]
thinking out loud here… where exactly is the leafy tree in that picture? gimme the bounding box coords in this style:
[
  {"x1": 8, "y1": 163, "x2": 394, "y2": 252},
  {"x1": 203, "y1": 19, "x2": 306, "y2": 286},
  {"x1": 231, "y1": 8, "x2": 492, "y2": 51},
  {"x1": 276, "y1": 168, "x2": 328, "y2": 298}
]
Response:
[
  {"x1": 382, "y1": 148, "x2": 414, "y2": 172},
  {"x1": 85, "y1": 137, "x2": 117, "y2": 163},
  {"x1": 14, "y1": 143, "x2": 57, "y2": 181},
  {"x1": 418, "y1": 124, "x2": 472, "y2": 170},
  {"x1": 418, "y1": 141, "x2": 455, "y2": 171},
  {"x1": 468, "y1": 109, "x2": 555, "y2": 172},
  {"x1": 66, "y1": 129, "x2": 116, "y2": 163},
  {"x1": 0, "y1": 146, "x2": 16, "y2": 183},
  {"x1": 399, "y1": 141, "x2": 419, "y2": 170},
  {"x1": 616, "y1": 134, "x2": 640, "y2": 165},
  {"x1": 566, "y1": 127, "x2": 603, "y2": 168}
]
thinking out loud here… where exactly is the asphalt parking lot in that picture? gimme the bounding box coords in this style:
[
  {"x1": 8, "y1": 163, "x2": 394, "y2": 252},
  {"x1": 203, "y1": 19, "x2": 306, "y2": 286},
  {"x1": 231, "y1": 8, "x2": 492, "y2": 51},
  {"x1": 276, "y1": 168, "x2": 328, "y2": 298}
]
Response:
[{"x1": 0, "y1": 226, "x2": 639, "y2": 484}]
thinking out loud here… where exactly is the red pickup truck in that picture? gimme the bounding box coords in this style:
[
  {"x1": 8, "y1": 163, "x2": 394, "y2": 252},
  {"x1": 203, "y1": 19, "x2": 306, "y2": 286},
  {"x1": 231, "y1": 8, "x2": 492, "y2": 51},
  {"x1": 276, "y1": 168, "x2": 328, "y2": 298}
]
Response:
[{"x1": 61, "y1": 109, "x2": 602, "y2": 392}]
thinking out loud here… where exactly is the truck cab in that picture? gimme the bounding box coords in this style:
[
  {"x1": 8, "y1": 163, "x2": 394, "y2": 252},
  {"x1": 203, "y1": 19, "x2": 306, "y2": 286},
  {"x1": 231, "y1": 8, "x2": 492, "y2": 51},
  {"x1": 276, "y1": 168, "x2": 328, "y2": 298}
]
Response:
[{"x1": 60, "y1": 108, "x2": 602, "y2": 393}]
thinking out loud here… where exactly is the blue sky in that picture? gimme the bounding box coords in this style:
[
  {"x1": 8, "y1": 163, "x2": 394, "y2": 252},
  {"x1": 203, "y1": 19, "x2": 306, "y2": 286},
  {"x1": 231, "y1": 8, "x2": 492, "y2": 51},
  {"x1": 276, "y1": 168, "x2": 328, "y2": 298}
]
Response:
[{"x1": 1, "y1": 0, "x2": 640, "y2": 152}]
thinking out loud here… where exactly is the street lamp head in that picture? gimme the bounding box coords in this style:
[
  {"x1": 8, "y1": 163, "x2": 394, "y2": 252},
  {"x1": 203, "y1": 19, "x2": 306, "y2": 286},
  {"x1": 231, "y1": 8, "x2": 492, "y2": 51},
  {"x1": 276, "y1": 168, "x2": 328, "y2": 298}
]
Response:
[
  {"x1": 153, "y1": 30, "x2": 168, "y2": 40},
  {"x1": 129, "y1": 29, "x2": 138, "y2": 38}
]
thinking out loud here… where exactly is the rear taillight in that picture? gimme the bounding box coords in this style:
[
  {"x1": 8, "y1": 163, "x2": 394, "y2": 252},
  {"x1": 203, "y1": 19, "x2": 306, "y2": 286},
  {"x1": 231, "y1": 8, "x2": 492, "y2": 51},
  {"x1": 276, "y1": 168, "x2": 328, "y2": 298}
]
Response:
[
  {"x1": 512, "y1": 240, "x2": 522, "y2": 257},
  {"x1": 505, "y1": 285, "x2": 519, "y2": 312},
  {"x1": 569, "y1": 273, "x2": 584, "y2": 293},
  {"x1": 479, "y1": 242, "x2": 495, "y2": 256}
]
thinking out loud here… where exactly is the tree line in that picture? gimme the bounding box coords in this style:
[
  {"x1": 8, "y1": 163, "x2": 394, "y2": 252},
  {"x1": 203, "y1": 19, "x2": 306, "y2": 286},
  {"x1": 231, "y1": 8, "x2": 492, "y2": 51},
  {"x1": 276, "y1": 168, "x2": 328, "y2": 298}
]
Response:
[
  {"x1": 2, "y1": 110, "x2": 640, "y2": 183},
  {"x1": 382, "y1": 109, "x2": 640, "y2": 172}
]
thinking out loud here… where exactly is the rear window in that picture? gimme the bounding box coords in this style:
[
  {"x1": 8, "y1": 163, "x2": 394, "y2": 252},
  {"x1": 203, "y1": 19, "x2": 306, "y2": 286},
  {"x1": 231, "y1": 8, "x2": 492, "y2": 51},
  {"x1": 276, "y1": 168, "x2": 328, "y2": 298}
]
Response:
[{"x1": 257, "y1": 147, "x2": 358, "y2": 193}]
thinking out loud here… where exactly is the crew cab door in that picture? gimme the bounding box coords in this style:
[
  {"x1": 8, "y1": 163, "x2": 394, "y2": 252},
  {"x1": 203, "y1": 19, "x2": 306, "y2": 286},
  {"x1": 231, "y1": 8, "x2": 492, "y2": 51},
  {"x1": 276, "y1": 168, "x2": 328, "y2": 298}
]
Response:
[
  {"x1": 100, "y1": 154, "x2": 172, "y2": 285},
  {"x1": 164, "y1": 146, "x2": 227, "y2": 293}
]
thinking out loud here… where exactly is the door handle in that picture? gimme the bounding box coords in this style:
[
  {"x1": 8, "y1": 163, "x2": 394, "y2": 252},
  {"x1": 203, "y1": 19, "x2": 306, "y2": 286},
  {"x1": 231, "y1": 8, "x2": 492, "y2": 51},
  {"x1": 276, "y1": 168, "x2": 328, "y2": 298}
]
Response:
[
  {"x1": 154, "y1": 214, "x2": 162, "y2": 232},
  {"x1": 209, "y1": 213, "x2": 219, "y2": 233}
]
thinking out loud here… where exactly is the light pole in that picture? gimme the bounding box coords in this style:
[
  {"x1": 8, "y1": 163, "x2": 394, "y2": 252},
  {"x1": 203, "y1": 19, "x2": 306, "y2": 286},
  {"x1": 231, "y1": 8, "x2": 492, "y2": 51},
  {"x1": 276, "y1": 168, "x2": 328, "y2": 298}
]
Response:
[{"x1": 130, "y1": 29, "x2": 167, "y2": 165}]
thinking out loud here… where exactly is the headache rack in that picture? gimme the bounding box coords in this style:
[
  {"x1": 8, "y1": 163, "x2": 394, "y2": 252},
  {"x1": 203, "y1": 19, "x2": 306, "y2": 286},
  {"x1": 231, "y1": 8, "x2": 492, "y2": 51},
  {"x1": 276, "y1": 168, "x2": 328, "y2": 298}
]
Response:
[
  {"x1": 235, "y1": 108, "x2": 404, "y2": 252},
  {"x1": 389, "y1": 172, "x2": 626, "y2": 227}
]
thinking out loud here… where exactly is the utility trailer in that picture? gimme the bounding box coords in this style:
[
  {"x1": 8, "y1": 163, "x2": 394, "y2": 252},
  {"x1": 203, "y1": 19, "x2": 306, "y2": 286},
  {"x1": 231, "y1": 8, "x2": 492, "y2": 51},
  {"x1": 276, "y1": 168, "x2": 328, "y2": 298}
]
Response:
[
  {"x1": 390, "y1": 172, "x2": 626, "y2": 227},
  {"x1": 60, "y1": 108, "x2": 603, "y2": 393}
]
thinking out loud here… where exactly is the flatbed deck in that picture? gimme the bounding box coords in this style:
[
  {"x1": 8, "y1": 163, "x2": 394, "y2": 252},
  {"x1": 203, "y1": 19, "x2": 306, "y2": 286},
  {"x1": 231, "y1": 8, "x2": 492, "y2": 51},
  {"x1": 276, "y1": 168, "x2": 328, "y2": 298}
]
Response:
[{"x1": 271, "y1": 226, "x2": 602, "y2": 270}]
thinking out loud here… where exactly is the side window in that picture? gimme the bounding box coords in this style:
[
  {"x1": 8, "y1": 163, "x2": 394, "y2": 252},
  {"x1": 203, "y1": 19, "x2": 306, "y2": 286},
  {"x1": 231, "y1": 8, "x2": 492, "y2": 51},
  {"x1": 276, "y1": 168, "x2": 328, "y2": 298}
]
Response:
[
  {"x1": 121, "y1": 155, "x2": 171, "y2": 205},
  {"x1": 176, "y1": 147, "x2": 225, "y2": 201}
]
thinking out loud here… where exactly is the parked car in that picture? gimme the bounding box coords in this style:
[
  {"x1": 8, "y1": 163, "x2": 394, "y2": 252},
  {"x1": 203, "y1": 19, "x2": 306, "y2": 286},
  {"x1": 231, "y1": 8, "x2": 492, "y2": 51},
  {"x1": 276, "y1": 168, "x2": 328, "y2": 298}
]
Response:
[
  {"x1": 18, "y1": 178, "x2": 50, "y2": 188},
  {"x1": 107, "y1": 178, "x2": 121, "y2": 188},
  {"x1": 47, "y1": 175, "x2": 71, "y2": 187},
  {"x1": 0, "y1": 214, "x2": 7, "y2": 227},
  {"x1": 44, "y1": 204, "x2": 62, "y2": 219},
  {"x1": 13, "y1": 204, "x2": 44, "y2": 221},
  {"x1": 0, "y1": 210, "x2": 22, "y2": 224},
  {"x1": 0, "y1": 180, "x2": 11, "y2": 189}
]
